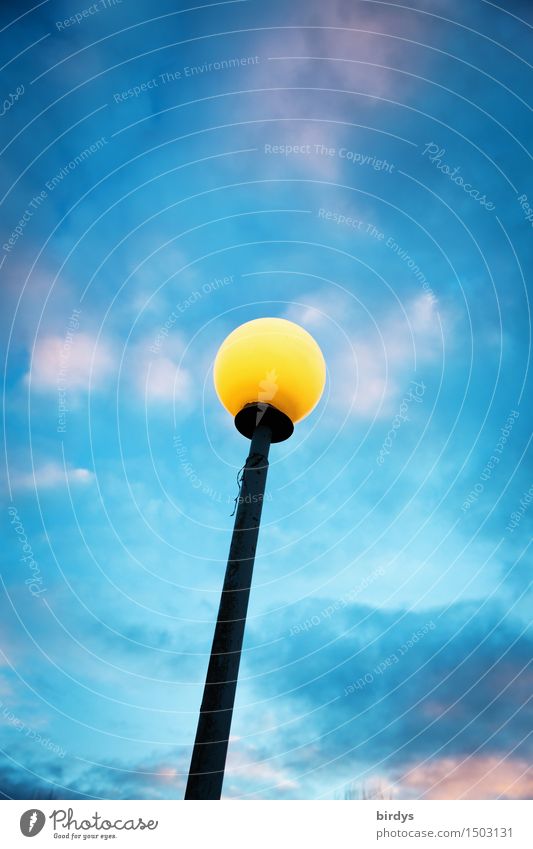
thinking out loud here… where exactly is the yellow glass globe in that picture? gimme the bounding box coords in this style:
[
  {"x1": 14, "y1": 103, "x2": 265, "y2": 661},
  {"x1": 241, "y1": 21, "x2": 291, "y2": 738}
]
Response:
[{"x1": 214, "y1": 317, "x2": 326, "y2": 424}]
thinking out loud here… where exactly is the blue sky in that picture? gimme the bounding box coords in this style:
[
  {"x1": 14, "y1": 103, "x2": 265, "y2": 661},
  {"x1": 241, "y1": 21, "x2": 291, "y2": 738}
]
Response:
[{"x1": 1, "y1": 0, "x2": 532, "y2": 800}]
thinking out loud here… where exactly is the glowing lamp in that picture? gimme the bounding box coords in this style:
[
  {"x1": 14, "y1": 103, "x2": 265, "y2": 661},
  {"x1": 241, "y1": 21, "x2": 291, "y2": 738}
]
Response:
[
  {"x1": 186, "y1": 316, "x2": 325, "y2": 800},
  {"x1": 213, "y1": 317, "x2": 325, "y2": 441}
]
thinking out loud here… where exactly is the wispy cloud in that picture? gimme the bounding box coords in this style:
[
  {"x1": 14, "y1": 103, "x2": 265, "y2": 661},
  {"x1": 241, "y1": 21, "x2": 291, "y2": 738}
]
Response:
[
  {"x1": 27, "y1": 334, "x2": 114, "y2": 392},
  {"x1": 398, "y1": 755, "x2": 533, "y2": 800},
  {"x1": 244, "y1": 599, "x2": 532, "y2": 798},
  {"x1": 252, "y1": 0, "x2": 427, "y2": 181},
  {"x1": 125, "y1": 336, "x2": 193, "y2": 404},
  {"x1": 225, "y1": 740, "x2": 299, "y2": 797},
  {"x1": 288, "y1": 292, "x2": 442, "y2": 418},
  {"x1": 11, "y1": 463, "x2": 94, "y2": 491}
]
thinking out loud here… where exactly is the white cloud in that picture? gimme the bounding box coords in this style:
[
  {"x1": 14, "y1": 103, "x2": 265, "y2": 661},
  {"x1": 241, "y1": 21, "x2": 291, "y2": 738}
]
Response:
[
  {"x1": 142, "y1": 356, "x2": 193, "y2": 402},
  {"x1": 11, "y1": 462, "x2": 94, "y2": 491},
  {"x1": 127, "y1": 335, "x2": 193, "y2": 404},
  {"x1": 286, "y1": 290, "x2": 352, "y2": 328},
  {"x1": 225, "y1": 743, "x2": 299, "y2": 795},
  {"x1": 27, "y1": 333, "x2": 114, "y2": 391},
  {"x1": 349, "y1": 294, "x2": 441, "y2": 417},
  {"x1": 287, "y1": 293, "x2": 442, "y2": 419},
  {"x1": 26, "y1": 328, "x2": 194, "y2": 406}
]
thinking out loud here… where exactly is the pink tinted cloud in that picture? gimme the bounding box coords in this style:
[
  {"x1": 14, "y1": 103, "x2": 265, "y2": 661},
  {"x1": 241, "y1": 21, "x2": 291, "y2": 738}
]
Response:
[
  {"x1": 225, "y1": 742, "x2": 299, "y2": 796},
  {"x1": 259, "y1": 1, "x2": 420, "y2": 104},
  {"x1": 251, "y1": 0, "x2": 427, "y2": 182},
  {"x1": 219, "y1": 3, "x2": 431, "y2": 254},
  {"x1": 398, "y1": 755, "x2": 533, "y2": 800},
  {"x1": 27, "y1": 333, "x2": 114, "y2": 391}
]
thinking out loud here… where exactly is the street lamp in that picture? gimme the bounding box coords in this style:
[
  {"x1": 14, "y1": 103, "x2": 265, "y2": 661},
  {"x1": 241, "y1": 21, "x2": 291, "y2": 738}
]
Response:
[{"x1": 185, "y1": 317, "x2": 325, "y2": 800}]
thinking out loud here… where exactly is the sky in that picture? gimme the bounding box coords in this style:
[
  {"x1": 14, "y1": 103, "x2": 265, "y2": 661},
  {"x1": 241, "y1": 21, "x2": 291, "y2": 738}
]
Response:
[{"x1": 0, "y1": 0, "x2": 532, "y2": 801}]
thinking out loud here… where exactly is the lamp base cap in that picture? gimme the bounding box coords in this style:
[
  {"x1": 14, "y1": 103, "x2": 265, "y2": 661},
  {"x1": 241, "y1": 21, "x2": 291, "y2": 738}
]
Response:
[{"x1": 234, "y1": 403, "x2": 294, "y2": 443}]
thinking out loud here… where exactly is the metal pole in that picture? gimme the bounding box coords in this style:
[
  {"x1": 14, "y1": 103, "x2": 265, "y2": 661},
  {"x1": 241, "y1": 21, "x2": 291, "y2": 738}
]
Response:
[{"x1": 184, "y1": 422, "x2": 272, "y2": 799}]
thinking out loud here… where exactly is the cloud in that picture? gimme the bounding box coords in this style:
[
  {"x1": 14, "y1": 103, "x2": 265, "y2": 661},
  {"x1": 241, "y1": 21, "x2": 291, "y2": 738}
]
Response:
[
  {"x1": 397, "y1": 755, "x2": 533, "y2": 800},
  {"x1": 1, "y1": 598, "x2": 529, "y2": 801},
  {"x1": 11, "y1": 463, "x2": 94, "y2": 491},
  {"x1": 0, "y1": 722, "x2": 188, "y2": 800},
  {"x1": 288, "y1": 292, "x2": 441, "y2": 418},
  {"x1": 225, "y1": 740, "x2": 299, "y2": 798},
  {"x1": 0, "y1": 768, "x2": 66, "y2": 801},
  {"x1": 0, "y1": 755, "x2": 86, "y2": 801},
  {"x1": 26, "y1": 329, "x2": 193, "y2": 406},
  {"x1": 249, "y1": 0, "x2": 429, "y2": 183},
  {"x1": 125, "y1": 335, "x2": 193, "y2": 404},
  {"x1": 68, "y1": 750, "x2": 190, "y2": 801},
  {"x1": 257, "y1": 0, "x2": 426, "y2": 106},
  {"x1": 241, "y1": 599, "x2": 532, "y2": 798},
  {"x1": 27, "y1": 334, "x2": 114, "y2": 392},
  {"x1": 140, "y1": 356, "x2": 193, "y2": 403}
]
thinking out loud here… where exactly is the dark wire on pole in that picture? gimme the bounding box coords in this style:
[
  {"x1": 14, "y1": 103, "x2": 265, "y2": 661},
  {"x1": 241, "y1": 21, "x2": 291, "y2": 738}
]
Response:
[{"x1": 230, "y1": 464, "x2": 245, "y2": 517}]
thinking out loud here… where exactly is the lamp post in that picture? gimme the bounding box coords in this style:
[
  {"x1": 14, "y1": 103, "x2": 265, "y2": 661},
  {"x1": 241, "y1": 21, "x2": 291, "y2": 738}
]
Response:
[{"x1": 185, "y1": 318, "x2": 325, "y2": 800}]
